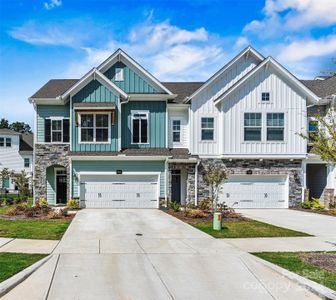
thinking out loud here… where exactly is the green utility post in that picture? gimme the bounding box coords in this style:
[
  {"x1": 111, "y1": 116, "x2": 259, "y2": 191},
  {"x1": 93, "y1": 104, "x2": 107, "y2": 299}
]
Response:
[{"x1": 213, "y1": 212, "x2": 222, "y2": 230}]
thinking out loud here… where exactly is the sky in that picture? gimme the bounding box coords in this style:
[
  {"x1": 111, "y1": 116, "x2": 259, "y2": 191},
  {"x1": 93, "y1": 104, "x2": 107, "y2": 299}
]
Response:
[{"x1": 0, "y1": 0, "x2": 335, "y2": 128}]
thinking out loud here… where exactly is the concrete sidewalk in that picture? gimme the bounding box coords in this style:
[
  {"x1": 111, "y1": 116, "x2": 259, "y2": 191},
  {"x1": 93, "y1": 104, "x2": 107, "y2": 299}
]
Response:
[
  {"x1": 225, "y1": 236, "x2": 336, "y2": 252},
  {"x1": 0, "y1": 238, "x2": 59, "y2": 254},
  {"x1": 2, "y1": 209, "x2": 321, "y2": 299}
]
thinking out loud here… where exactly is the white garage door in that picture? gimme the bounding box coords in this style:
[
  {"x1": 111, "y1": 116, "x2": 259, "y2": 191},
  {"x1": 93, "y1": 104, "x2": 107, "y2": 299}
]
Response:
[
  {"x1": 219, "y1": 175, "x2": 287, "y2": 209},
  {"x1": 80, "y1": 174, "x2": 159, "y2": 208}
]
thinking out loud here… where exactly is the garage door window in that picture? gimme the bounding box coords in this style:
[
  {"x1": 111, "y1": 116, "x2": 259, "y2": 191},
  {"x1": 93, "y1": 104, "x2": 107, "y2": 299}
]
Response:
[
  {"x1": 267, "y1": 113, "x2": 284, "y2": 141},
  {"x1": 244, "y1": 113, "x2": 262, "y2": 141},
  {"x1": 80, "y1": 113, "x2": 110, "y2": 143},
  {"x1": 132, "y1": 111, "x2": 149, "y2": 144}
]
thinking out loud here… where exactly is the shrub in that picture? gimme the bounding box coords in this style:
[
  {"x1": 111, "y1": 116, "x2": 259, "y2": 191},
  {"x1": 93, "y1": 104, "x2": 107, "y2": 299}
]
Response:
[
  {"x1": 47, "y1": 210, "x2": 61, "y2": 219},
  {"x1": 24, "y1": 207, "x2": 38, "y2": 218},
  {"x1": 198, "y1": 198, "x2": 212, "y2": 211},
  {"x1": 311, "y1": 198, "x2": 325, "y2": 210},
  {"x1": 66, "y1": 199, "x2": 80, "y2": 209},
  {"x1": 6, "y1": 207, "x2": 20, "y2": 216},
  {"x1": 301, "y1": 200, "x2": 313, "y2": 209},
  {"x1": 186, "y1": 209, "x2": 209, "y2": 218},
  {"x1": 169, "y1": 201, "x2": 181, "y2": 212},
  {"x1": 38, "y1": 198, "x2": 48, "y2": 208},
  {"x1": 5, "y1": 198, "x2": 14, "y2": 206},
  {"x1": 329, "y1": 208, "x2": 336, "y2": 216}
]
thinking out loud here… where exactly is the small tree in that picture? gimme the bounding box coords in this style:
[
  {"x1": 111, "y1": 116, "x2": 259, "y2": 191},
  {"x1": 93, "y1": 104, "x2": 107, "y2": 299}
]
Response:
[
  {"x1": 300, "y1": 110, "x2": 336, "y2": 165},
  {"x1": 0, "y1": 168, "x2": 11, "y2": 192},
  {"x1": 202, "y1": 165, "x2": 227, "y2": 211},
  {"x1": 11, "y1": 170, "x2": 30, "y2": 200}
]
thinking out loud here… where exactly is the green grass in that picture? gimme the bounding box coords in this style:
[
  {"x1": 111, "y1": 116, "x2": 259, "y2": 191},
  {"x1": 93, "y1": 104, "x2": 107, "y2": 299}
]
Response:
[
  {"x1": 0, "y1": 252, "x2": 47, "y2": 283},
  {"x1": 190, "y1": 220, "x2": 311, "y2": 238},
  {"x1": 253, "y1": 252, "x2": 336, "y2": 291},
  {"x1": 0, "y1": 206, "x2": 11, "y2": 215},
  {"x1": 0, "y1": 219, "x2": 71, "y2": 240}
]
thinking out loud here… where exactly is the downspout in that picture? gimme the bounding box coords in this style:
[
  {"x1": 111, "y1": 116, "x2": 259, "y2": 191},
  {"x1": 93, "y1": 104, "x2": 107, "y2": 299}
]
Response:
[
  {"x1": 194, "y1": 159, "x2": 200, "y2": 206},
  {"x1": 165, "y1": 157, "x2": 169, "y2": 207}
]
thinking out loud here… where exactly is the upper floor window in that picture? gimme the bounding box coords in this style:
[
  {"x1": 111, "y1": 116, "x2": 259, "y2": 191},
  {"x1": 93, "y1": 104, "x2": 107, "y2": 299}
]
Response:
[
  {"x1": 244, "y1": 113, "x2": 262, "y2": 141},
  {"x1": 115, "y1": 68, "x2": 124, "y2": 81},
  {"x1": 80, "y1": 113, "x2": 110, "y2": 143},
  {"x1": 172, "y1": 120, "x2": 181, "y2": 143},
  {"x1": 262, "y1": 92, "x2": 270, "y2": 102},
  {"x1": 132, "y1": 111, "x2": 149, "y2": 144},
  {"x1": 267, "y1": 113, "x2": 284, "y2": 141},
  {"x1": 45, "y1": 119, "x2": 69, "y2": 143},
  {"x1": 308, "y1": 120, "x2": 318, "y2": 143},
  {"x1": 24, "y1": 158, "x2": 30, "y2": 168},
  {"x1": 201, "y1": 117, "x2": 214, "y2": 141},
  {"x1": 6, "y1": 138, "x2": 11, "y2": 147},
  {"x1": 0, "y1": 137, "x2": 4, "y2": 147},
  {"x1": 0, "y1": 137, "x2": 11, "y2": 147}
]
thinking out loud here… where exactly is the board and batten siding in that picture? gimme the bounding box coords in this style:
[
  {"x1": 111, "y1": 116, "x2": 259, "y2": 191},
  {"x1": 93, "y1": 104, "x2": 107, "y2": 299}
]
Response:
[
  {"x1": 168, "y1": 107, "x2": 189, "y2": 148},
  {"x1": 222, "y1": 66, "x2": 307, "y2": 155},
  {"x1": 121, "y1": 101, "x2": 166, "y2": 148},
  {"x1": 104, "y1": 61, "x2": 158, "y2": 94},
  {"x1": 71, "y1": 79, "x2": 119, "y2": 152},
  {"x1": 190, "y1": 55, "x2": 259, "y2": 155},
  {"x1": 72, "y1": 160, "x2": 166, "y2": 198},
  {"x1": 36, "y1": 104, "x2": 70, "y2": 143}
]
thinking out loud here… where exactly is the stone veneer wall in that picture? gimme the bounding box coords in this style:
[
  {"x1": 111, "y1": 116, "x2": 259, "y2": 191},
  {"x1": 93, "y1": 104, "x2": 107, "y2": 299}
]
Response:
[
  {"x1": 198, "y1": 159, "x2": 303, "y2": 207},
  {"x1": 34, "y1": 144, "x2": 70, "y2": 203}
]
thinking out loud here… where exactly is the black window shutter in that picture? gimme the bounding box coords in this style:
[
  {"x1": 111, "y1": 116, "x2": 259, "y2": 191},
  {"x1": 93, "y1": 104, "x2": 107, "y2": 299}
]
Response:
[
  {"x1": 63, "y1": 119, "x2": 70, "y2": 143},
  {"x1": 45, "y1": 119, "x2": 51, "y2": 142}
]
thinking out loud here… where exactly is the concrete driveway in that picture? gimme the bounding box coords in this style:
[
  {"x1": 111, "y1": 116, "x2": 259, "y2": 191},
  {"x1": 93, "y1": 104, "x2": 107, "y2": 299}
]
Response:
[{"x1": 4, "y1": 209, "x2": 320, "y2": 300}]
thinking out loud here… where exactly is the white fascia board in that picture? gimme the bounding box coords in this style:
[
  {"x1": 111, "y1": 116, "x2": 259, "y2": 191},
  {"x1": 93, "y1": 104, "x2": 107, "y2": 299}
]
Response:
[
  {"x1": 28, "y1": 98, "x2": 63, "y2": 105},
  {"x1": 97, "y1": 48, "x2": 174, "y2": 95},
  {"x1": 185, "y1": 46, "x2": 264, "y2": 102},
  {"x1": 221, "y1": 154, "x2": 306, "y2": 159},
  {"x1": 70, "y1": 155, "x2": 170, "y2": 161},
  {"x1": 214, "y1": 57, "x2": 320, "y2": 105},
  {"x1": 61, "y1": 68, "x2": 128, "y2": 100},
  {"x1": 128, "y1": 94, "x2": 177, "y2": 101}
]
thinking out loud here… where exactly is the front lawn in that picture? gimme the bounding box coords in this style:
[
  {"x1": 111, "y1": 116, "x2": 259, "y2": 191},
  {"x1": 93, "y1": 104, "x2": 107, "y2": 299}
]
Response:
[
  {"x1": 0, "y1": 252, "x2": 47, "y2": 283},
  {"x1": 190, "y1": 220, "x2": 311, "y2": 238},
  {"x1": 0, "y1": 219, "x2": 71, "y2": 240},
  {"x1": 253, "y1": 252, "x2": 336, "y2": 291}
]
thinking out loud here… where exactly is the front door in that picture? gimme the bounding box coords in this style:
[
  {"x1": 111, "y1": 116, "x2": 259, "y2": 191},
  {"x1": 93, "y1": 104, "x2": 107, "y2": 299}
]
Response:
[
  {"x1": 171, "y1": 170, "x2": 181, "y2": 203},
  {"x1": 307, "y1": 164, "x2": 327, "y2": 199},
  {"x1": 56, "y1": 170, "x2": 67, "y2": 204}
]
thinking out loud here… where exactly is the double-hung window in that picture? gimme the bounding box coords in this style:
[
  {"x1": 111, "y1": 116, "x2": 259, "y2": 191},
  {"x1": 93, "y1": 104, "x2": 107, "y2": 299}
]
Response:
[
  {"x1": 0, "y1": 138, "x2": 4, "y2": 147},
  {"x1": 201, "y1": 117, "x2": 214, "y2": 141},
  {"x1": 267, "y1": 113, "x2": 284, "y2": 141},
  {"x1": 172, "y1": 120, "x2": 181, "y2": 143},
  {"x1": 5, "y1": 138, "x2": 11, "y2": 147},
  {"x1": 80, "y1": 113, "x2": 109, "y2": 143},
  {"x1": 244, "y1": 113, "x2": 262, "y2": 141},
  {"x1": 132, "y1": 111, "x2": 149, "y2": 144},
  {"x1": 308, "y1": 120, "x2": 318, "y2": 143},
  {"x1": 51, "y1": 120, "x2": 62, "y2": 142},
  {"x1": 24, "y1": 158, "x2": 30, "y2": 168}
]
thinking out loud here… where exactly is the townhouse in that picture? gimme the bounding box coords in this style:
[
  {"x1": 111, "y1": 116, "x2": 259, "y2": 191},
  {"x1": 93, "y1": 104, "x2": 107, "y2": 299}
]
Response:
[{"x1": 29, "y1": 47, "x2": 336, "y2": 208}]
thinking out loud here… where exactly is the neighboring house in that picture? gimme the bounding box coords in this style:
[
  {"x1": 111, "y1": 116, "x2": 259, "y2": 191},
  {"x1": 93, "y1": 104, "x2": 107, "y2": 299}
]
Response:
[
  {"x1": 0, "y1": 128, "x2": 34, "y2": 192},
  {"x1": 29, "y1": 47, "x2": 336, "y2": 208}
]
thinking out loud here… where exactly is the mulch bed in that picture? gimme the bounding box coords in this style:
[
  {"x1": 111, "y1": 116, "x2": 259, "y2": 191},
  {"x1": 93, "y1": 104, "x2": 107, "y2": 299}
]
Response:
[
  {"x1": 162, "y1": 208, "x2": 247, "y2": 223},
  {"x1": 291, "y1": 208, "x2": 336, "y2": 217},
  {"x1": 300, "y1": 253, "x2": 336, "y2": 273},
  {"x1": 0, "y1": 206, "x2": 74, "y2": 220}
]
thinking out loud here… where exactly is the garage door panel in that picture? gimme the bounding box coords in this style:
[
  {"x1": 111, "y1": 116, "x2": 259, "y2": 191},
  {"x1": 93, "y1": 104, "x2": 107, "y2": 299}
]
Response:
[
  {"x1": 219, "y1": 175, "x2": 287, "y2": 209},
  {"x1": 80, "y1": 175, "x2": 159, "y2": 208}
]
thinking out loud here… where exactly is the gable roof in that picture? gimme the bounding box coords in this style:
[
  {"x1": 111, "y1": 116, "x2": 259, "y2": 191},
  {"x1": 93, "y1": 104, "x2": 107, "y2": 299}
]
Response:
[
  {"x1": 162, "y1": 82, "x2": 204, "y2": 103},
  {"x1": 97, "y1": 48, "x2": 174, "y2": 95},
  {"x1": 30, "y1": 79, "x2": 79, "y2": 99},
  {"x1": 184, "y1": 46, "x2": 264, "y2": 102},
  {"x1": 301, "y1": 75, "x2": 336, "y2": 98},
  {"x1": 214, "y1": 57, "x2": 320, "y2": 105}
]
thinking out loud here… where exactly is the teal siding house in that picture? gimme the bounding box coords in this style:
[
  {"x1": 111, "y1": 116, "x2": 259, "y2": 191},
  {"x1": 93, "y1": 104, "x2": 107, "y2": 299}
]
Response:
[{"x1": 29, "y1": 49, "x2": 193, "y2": 208}]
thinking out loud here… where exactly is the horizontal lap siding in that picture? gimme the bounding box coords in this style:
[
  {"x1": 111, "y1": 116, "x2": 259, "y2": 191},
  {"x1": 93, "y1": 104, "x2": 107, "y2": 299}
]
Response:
[
  {"x1": 122, "y1": 101, "x2": 166, "y2": 148},
  {"x1": 36, "y1": 104, "x2": 70, "y2": 143},
  {"x1": 46, "y1": 167, "x2": 55, "y2": 204},
  {"x1": 104, "y1": 61, "x2": 158, "y2": 93},
  {"x1": 72, "y1": 160, "x2": 166, "y2": 198},
  {"x1": 72, "y1": 79, "x2": 118, "y2": 152}
]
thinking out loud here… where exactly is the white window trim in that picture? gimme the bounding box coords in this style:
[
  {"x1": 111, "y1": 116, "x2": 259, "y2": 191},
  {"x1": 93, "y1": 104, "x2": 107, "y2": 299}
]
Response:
[
  {"x1": 24, "y1": 158, "x2": 30, "y2": 168},
  {"x1": 261, "y1": 92, "x2": 271, "y2": 103},
  {"x1": 78, "y1": 112, "x2": 111, "y2": 144},
  {"x1": 131, "y1": 110, "x2": 150, "y2": 145},
  {"x1": 46, "y1": 117, "x2": 70, "y2": 144},
  {"x1": 115, "y1": 67, "x2": 124, "y2": 82},
  {"x1": 266, "y1": 112, "x2": 285, "y2": 142},
  {"x1": 171, "y1": 118, "x2": 182, "y2": 145},
  {"x1": 243, "y1": 112, "x2": 262, "y2": 142},
  {"x1": 200, "y1": 117, "x2": 215, "y2": 142}
]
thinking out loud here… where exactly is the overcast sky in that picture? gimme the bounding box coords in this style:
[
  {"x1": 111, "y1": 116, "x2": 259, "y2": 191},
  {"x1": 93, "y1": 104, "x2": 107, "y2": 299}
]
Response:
[{"x1": 0, "y1": 0, "x2": 335, "y2": 128}]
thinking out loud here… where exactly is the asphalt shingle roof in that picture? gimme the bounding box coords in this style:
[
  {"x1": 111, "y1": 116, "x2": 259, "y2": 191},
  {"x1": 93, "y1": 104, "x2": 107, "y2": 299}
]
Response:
[
  {"x1": 19, "y1": 133, "x2": 33, "y2": 152},
  {"x1": 162, "y1": 82, "x2": 204, "y2": 103},
  {"x1": 301, "y1": 76, "x2": 336, "y2": 98},
  {"x1": 30, "y1": 79, "x2": 79, "y2": 99}
]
